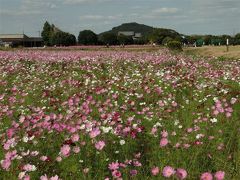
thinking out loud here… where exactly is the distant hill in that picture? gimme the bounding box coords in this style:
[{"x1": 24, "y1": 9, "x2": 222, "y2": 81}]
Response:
[
  {"x1": 99, "y1": 22, "x2": 154, "y2": 36},
  {"x1": 98, "y1": 22, "x2": 183, "y2": 45}
]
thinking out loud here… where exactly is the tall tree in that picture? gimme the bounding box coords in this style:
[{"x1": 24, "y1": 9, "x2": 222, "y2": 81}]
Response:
[
  {"x1": 41, "y1": 21, "x2": 53, "y2": 46},
  {"x1": 78, "y1": 30, "x2": 98, "y2": 45}
]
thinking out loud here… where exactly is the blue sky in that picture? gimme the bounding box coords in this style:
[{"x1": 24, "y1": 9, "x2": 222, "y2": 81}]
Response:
[{"x1": 0, "y1": 0, "x2": 240, "y2": 37}]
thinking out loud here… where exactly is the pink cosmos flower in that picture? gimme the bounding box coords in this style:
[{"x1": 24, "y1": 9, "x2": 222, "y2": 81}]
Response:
[
  {"x1": 225, "y1": 112, "x2": 231, "y2": 118},
  {"x1": 23, "y1": 164, "x2": 36, "y2": 172},
  {"x1": 214, "y1": 171, "x2": 225, "y2": 180},
  {"x1": 187, "y1": 128, "x2": 193, "y2": 133},
  {"x1": 89, "y1": 128, "x2": 101, "y2": 138},
  {"x1": 161, "y1": 130, "x2": 168, "y2": 138},
  {"x1": 50, "y1": 175, "x2": 59, "y2": 180},
  {"x1": 130, "y1": 169, "x2": 138, "y2": 176},
  {"x1": 160, "y1": 138, "x2": 168, "y2": 147},
  {"x1": 7, "y1": 128, "x2": 15, "y2": 138},
  {"x1": 60, "y1": 145, "x2": 71, "y2": 157},
  {"x1": 213, "y1": 110, "x2": 219, "y2": 116},
  {"x1": 133, "y1": 160, "x2": 142, "y2": 167},
  {"x1": 172, "y1": 101, "x2": 178, "y2": 107},
  {"x1": 40, "y1": 156, "x2": 48, "y2": 161},
  {"x1": 230, "y1": 98, "x2": 237, "y2": 104},
  {"x1": 95, "y1": 141, "x2": 105, "y2": 150},
  {"x1": 73, "y1": 146, "x2": 80, "y2": 153},
  {"x1": 151, "y1": 127, "x2": 158, "y2": 135},
  {"x1": 200, "y1": 172, "x2": 213, "y2": 180},
  {"x1": 56, "y1": 156, "x2": 62, "y2": 162},
  {"x1": 83, "y1": 168, "x2": 89, "y2": 174},
  {"x1": 71, "y1": 134, "x2": 79, "y2": 142},
  {"x1": 40, "y1": 175, "x2": 48, "y2": 180},
  {"x1": 151, "y1": 167, "x2": 160, "y2": 176},
  {"x1": 1, "y1": 159, "x2": 11, "y2": 170},
  {"x1": 5, "y1": 150, "x2": 17, "y2": 160},
  {"x1": 162, "y1": 166, "x2": 175, "y2": 178},
  {"x1": 112, "y1": 170, "x2": 122, "y2": 178},
  {"x1": 18, "y1": 172, "x2": 26, "y2": 179},
  {"x1": 108, "y1": 162, "x2": 119, "y2": 170},
  {"x1": 24, "y1": 175, "x2": 30, "y2": 180},
  {"x1": 176, "y1": 168, "x2": 187, "y2": 179}
]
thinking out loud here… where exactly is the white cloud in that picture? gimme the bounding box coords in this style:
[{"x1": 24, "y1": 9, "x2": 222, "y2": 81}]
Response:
[
  {"x1": 0, "y1": 0, "x2": 58, "y2": 16},
  {"x1": 80, "y1": 14, "x2": 121, "y2": 20},
  {"x1": 63, "y1": 0, "x2": 114, "y2": 5},
  {"x1": 139, "y1": 7, "x2": 180, "y2": 20},
  {"x1": 153, "y1": 8, "x2": 179, "y2": 14},
  {"x1": 21, "y1": 0, "x2": 58, "y2": 10},
  {"x1": 80, "y1": 15, "x2": 104, "y2": 20},
  {"x1": 0, "y1": 9, "x2": 42, "y2": 16}
]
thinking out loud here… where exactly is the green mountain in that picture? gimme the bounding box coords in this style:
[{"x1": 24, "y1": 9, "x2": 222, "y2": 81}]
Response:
[
  {"x1": 98, "y1": 22, "x2": 183, "y2": 45},
  {"x1": 99, "y1": 22, "x2": 154, "y2": 36}
]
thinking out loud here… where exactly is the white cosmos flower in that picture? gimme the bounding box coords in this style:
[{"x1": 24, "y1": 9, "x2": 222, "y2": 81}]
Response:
[
  {"x1": 120, "y1": 140, "x2": 125, "y2": 145},
  {"x1": 18, "y1": 172, "x2": 26, "y2": 179},
  {"x1": 31, "y1": 165, "x2": 37, "y2": 171},
  {"x1": 22, "y1": 136, "x2": 29, "y2": 143},
  {"x1": 210, "y1": 118, "x2": 218, "y2": 123}
]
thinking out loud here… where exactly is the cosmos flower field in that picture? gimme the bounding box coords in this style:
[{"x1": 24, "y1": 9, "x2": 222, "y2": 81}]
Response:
[{"x1": 0, "y1": 49, "x2": 239, "y2": 180}]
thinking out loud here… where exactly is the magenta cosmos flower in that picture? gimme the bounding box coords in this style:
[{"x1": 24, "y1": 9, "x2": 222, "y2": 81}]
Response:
[
  {"x1": 200, "y1": 172, "x2": 213, "y2": 180},
  {"x1": 162, "y1": 166, "x2": 175, "y2": 178}
]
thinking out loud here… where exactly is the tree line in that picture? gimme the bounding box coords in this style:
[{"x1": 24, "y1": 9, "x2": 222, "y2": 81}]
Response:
[
  {"x1": 41, "y1": 21, "x2": 240, "y2": 47},
  {"x1": 41, "y1": 22, "x2": 76, "y2": 46}
]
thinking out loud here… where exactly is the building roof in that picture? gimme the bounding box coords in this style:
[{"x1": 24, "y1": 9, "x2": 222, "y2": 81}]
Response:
[
  {"x1": 118, "y1": 31, "x2": 135, "y2": 36},
  {"x1": 0, "y1": 34, "x2": 42, "y2": 42},
  {"x1": 0, "y1": 34, "x2": 29, "y2": 39},
  {"x1": 134, "y1": 33, "x2": 142, "y2": 38}
]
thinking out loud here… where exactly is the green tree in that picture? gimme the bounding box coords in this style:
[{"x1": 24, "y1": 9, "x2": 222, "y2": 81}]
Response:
[
  {"x1": 148, "y1": 28, "x2": 182, "y2": 45},
  {"x1": 134, "y1": 36, "x2": 149, "y2": 45},
  {"x1": 203, "y1": 35, "x2": 212, "y2": 45},
  {"x1": 41, "y1": 21, "x2": 53, "y2": 46},
  {"x1": 100, "y1": 33, "x2": 118, "y2": 45},
  {"x1": 167, "y1": 40, "x2": 182, "y2": 51},
  {"x1": 51, "y1": 32, "x2": 76, "y2": 46},
  {"x1": 162, "y1": 37, "x2": 173, "y2": 46},
  {"x1": 78, "y1": 30, "x2": 98, "y2": 45},
  {"x1": 117, "y1": 34, "x2": 133, "y2": 45},
  {"x1": 234, "y1": 33, "x2": 240, "y2": 45},
  {"x1": 185, "y1": 36, "x2": 197, "y2": 45}
]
